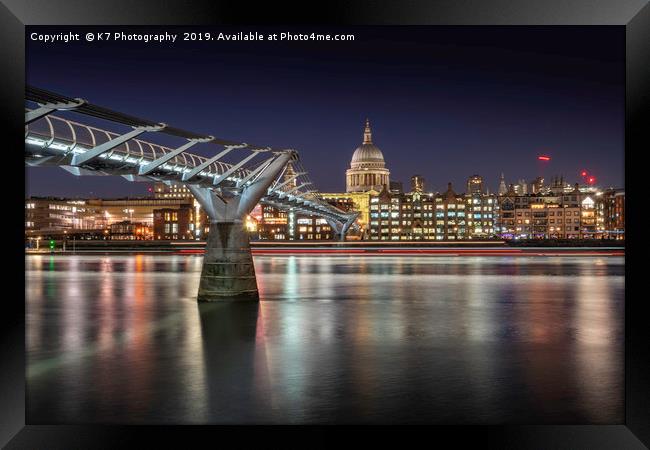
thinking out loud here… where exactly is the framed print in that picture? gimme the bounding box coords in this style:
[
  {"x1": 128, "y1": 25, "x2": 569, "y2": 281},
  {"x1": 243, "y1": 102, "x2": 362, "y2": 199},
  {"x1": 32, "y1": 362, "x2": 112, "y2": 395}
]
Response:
[{"x1": 2, "y1": 0, "x2": 648, "y2": 447}]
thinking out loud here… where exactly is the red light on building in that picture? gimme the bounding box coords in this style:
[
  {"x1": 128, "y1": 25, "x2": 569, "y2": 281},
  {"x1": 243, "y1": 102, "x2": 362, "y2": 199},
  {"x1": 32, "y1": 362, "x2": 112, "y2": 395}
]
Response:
[
  {"x1": 588, "y1": 176, "x2": 596, "y2": 185},
  {"x1": 537, "y1": 155, "x2": 551, "y2": 161},
  {"x1": 581, "y1": 170, "x2": 587, "y2": 177}
]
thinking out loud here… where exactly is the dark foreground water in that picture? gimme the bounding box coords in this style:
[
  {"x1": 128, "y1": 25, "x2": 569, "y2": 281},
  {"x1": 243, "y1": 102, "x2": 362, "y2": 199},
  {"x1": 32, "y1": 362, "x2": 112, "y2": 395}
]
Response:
[{"x1": 26, "y1": 254, "x2": 624, "y2": 424}]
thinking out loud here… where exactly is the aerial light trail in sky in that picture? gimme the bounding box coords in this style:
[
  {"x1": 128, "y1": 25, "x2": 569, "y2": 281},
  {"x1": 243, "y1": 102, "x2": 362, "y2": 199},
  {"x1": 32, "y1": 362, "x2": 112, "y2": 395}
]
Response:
[{"x1": 580, "y1": 169, "x2": 597, "y2": 185}]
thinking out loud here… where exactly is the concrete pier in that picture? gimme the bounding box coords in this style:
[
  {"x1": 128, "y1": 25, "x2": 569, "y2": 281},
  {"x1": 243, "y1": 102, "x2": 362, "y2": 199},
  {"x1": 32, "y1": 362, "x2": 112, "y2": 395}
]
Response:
[{"x1": 197, "y1": 221, "x2": 258, "y2": 302}]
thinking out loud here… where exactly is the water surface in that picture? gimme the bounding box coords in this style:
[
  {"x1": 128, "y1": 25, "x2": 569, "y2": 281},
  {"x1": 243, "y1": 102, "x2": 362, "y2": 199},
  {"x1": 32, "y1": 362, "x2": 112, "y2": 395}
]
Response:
[{"x1": 26, "y1": 254, "x2": 624, "y2": 424}]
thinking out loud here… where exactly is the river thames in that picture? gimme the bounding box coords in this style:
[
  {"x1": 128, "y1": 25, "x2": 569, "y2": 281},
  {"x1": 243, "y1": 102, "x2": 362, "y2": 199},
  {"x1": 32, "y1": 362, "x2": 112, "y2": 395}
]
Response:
[{"x1": 25, "y1": 254, "x2": 624, "y2": 424}]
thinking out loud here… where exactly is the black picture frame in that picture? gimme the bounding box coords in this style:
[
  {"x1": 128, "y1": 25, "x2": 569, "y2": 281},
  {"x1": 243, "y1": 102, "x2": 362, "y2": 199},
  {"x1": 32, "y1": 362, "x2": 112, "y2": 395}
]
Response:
[{"x1": 2, "y1": 0, "x2": 648, "y2": 447}]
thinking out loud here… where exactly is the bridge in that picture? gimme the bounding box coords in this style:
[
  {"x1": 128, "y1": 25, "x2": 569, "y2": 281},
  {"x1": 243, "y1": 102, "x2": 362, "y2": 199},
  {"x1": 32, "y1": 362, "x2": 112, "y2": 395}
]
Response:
[{"x1": 25, "y1": 86, "x2": 359, "y2": 301}]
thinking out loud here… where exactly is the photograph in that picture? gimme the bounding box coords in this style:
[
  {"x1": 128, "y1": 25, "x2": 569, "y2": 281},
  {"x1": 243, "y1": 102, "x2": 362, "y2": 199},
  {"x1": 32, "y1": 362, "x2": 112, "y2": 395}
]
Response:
[
  {"x1": 23, "y1": 25, "x2": 626, "y2": 424},
  {"x1": 2, "y1": 1, "x2": 648, "y2": 447}
]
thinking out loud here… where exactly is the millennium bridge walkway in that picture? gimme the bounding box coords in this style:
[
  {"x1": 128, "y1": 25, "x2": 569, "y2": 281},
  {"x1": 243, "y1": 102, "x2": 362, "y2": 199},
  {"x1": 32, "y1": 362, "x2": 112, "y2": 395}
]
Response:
[{"x1": 25, "y1": 86, "x2": 358, "y2": 301}]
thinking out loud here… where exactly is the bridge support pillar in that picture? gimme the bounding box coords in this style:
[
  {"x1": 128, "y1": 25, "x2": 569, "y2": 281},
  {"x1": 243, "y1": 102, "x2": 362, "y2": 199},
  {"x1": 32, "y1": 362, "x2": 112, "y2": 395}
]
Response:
[
  {"x1": 198, "y1": 220, "x2": 258, "y2": 302},
  {"x1": 188, "y1": 150, "x2": 296, "y2": 302}
]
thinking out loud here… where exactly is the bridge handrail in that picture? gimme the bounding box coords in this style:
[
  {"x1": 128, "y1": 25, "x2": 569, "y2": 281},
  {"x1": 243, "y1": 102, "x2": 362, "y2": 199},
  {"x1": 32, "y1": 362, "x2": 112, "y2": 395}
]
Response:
[{"x1": 25, "y1": 111, "x2": 245, "y2": 178}]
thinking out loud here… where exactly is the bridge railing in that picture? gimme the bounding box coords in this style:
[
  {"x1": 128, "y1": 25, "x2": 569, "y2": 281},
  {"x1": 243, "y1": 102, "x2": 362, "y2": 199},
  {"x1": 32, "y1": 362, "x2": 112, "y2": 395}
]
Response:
[{"x1": 25, "y1": 112, "x2": 247, "y2": 179}]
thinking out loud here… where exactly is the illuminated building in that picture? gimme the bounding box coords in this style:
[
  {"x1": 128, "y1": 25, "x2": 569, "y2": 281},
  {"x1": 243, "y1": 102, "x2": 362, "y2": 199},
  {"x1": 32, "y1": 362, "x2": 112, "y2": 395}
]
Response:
[
  {"x1": 346, "y1": 119, "x2": 390, "y2": 193},
  {"x1": 320, "y1": 192, "x2": 371, "y2": 238},
  {"x1": 86, "y1": 198, "x2": 194, "y2": 229},
  {"x1": 256, "y1": 204, "x2": 288, "y2": 240},
  {"x1": 495, "y1": 185, "x2": 517, "y2": 236},
  {"x1": 152, "y1": 181, "x2": 206, "y2": 238},
  {"x1": 514, "y1": 179, "x2": 529, "y2": 195},
  {"x1": 466, "y1": 174, "x2": 483, "y2": 195},
  {"x1": 109, "y1": 221, "x2": 152, "y2": 240},
  {"x1": 596, "y1": 189, "x2": 625, "y2": 239},
  {"x1": 433, "y1": 183, "x2": 468, "y2": 240},
  {"x1": 410, "y1": 175, "x2": 425, "y2": 193},
  {"x1": 579, "y1": 195, "x2": 598, "y2": 237},
  {"x1": 153, "y1": 181, "x2": 192, "y2": 199},
  {"x1": 25, "y1": 196, "x2": 203, "y2": 240},
  {"x1": 369, "y1": 185, "x2": 436, "y2": 241},
  {"x1": 498, "y1": 173, "x2": 507, "y2": 196},
  {"x1": 368, "y1": 181, "x2": 485, "y2": 241},
  {"x1": 321, "y1": 120, "x2": 393, "y2": 236},
  {"x1": 25, "y1": 197, "x2": 100, "y2": 232},
  {"x1": 466, "y1": 176, "x2": 496, "y2": 238},
  {"x1": 495, "y1": 183, "x2": 603, "y2": 239},
  {"x1": 153, "y1": 206, "x2": 195, "y2": 240},
  {"x1": 531, "y1": 177, "x2": 545, "y2": 194},
  {"x1": 294, "y1": 217, "x2": 334, "y2": 240},
  {"x1": 253, "y1": 204, "x2": 334, "y2": 241}
]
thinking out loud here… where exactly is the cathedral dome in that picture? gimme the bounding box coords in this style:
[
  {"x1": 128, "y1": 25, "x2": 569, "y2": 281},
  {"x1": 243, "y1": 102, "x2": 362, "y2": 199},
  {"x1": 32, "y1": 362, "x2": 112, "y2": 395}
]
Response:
[
  {"x1": 351, "y1": 143, "x2": 385, "y2": 165},
  {"x1": 350, "y1": 119, "x2": 386, "y2": 168},
  {"x1": 345, "y1": 119, "x2": 390, "y2": 193}
]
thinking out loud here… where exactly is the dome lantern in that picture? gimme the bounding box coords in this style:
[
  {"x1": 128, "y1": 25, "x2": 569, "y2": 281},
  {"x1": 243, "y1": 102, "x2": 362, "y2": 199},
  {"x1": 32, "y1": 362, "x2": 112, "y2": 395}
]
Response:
[{"x1": 363, "y1": 118, "x2": 372, "y2": 144}]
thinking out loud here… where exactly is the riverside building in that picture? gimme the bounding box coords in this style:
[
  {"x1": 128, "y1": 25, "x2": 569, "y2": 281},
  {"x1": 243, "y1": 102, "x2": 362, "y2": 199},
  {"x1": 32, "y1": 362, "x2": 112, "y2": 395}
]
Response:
[
  {"x1": 496, "y1": 183, "x2": 599, "y2": 239},
  {"x1": 368, "y1": 180, "x2": 496, "y2": 241},
  {"x1": 597, "y1": 188, "x2": 625, "y2": 239},
  {"x1": 252, "y1": 205, "x2": 334, "y2": 241},
  {"x1": 25, "y1": 197, "x2": 100, "y2": 233},
  {"x1": 25, "y1": 196, "x2": 204, "y2": 240},
  {"x1": 465, "y1": 175, "x2": 496, "y2": 238}
]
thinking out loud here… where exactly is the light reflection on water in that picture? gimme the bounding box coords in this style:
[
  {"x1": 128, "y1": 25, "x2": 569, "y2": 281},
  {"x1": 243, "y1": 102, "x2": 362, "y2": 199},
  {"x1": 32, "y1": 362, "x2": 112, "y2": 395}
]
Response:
[{"x1": 26, "y1": 255, "x2": 624, "y2": 424}]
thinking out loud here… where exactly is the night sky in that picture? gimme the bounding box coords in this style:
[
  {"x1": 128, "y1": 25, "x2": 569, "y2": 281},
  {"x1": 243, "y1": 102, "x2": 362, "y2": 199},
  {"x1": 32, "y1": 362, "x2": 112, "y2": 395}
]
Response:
[{"x1": 25, "y1": 26, "x2": 624, "y2": 198}]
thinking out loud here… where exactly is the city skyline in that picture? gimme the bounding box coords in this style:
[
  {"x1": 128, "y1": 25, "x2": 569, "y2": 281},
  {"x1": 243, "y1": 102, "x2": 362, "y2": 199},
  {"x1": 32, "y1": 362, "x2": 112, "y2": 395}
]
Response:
[{"x1": 26, "y1": 26, "x2": 624, "y2": 197}]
